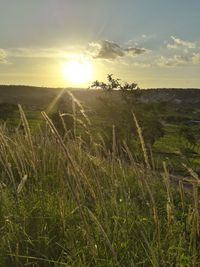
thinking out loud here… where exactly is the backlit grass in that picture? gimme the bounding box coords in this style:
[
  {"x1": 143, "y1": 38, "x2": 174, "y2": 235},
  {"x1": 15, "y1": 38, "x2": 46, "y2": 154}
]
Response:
[{"x1": 0, "y1": 103, "x2": 199, "y2": 266}]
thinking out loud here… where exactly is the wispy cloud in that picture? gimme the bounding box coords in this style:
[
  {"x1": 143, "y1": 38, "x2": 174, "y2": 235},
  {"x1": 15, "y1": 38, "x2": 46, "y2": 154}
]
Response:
[
  {"x1": 89, "y1": 40, "x2": 149, "y2": 60},
  {"x1": 192, "y1": 53, "x2": 200, "y2": 64},
  {"x1": 132, "y1": 62, "x2": 151, "y2": 68},
  {"x1": 156, "y1": 55, "x2": 190, "y2": 67},
  {"x1": 7, "y1": 46, "x2": 84, "y2": 59},
  {"x1": 8, "y1": 48, "x2": 63, "y2": 58},
  {"x1": 2, "y1": 37, "x2": 200, "y2": 71},
  {"x1": 167, "y1": 36, "x2": 196, "y2": 50},
  {"x1": 126, "y1": 34, "x2": 156, "y2": 46},
  {"x1": 0, "y1": 49, "x2": 8, "y2": 63}
]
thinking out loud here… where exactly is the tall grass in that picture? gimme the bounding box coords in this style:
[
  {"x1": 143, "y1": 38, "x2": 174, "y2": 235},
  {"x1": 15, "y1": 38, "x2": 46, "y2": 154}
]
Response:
[{"x1": 0, "y1": 100, "x2": 199, "y2": 266}]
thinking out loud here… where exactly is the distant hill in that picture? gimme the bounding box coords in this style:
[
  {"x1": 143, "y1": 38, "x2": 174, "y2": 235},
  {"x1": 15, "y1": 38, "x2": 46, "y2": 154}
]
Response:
[
  {"x1": 0, "y1": 85, "x2": 63, "y2": 109},
  {"x1": 0, "y1": 85, "x2": 200, "y2": 110}
]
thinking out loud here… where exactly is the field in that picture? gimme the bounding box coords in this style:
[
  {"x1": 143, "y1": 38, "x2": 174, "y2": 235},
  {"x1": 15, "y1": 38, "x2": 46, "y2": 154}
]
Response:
[{"x1": 0, "y1": 86, "x2": 200, "y2": 266}]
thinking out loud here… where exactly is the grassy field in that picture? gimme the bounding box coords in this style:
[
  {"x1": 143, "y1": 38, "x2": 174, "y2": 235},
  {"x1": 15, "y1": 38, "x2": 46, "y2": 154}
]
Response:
[
  {"x1": 1, "y1": 87, "x2": 200, "y2": 172},
  {"x1": 0, "y1": 89, "x2": 200, "y2": 266}
]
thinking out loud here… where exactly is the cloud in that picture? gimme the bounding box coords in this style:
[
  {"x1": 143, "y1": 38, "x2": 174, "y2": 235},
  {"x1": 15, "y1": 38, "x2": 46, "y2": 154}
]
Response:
[
  {"x1": 157, "y1": 55, "x2": 190, "y2": 67},
  {"x1": 124, "y1": 47, "x2": 149, "y2": 56},
  {"x1": 90, "y1": 40, "x2": 124, "y2": 59},
  {"x1": 132, "y1": 62, "x2": 151, "y2": 68},
  {"x1": 6, "y1": 42, "x2": 150, "y2": 63},
  {"x1": 8, "y1": 48, "x2": 59, "y2": 58},
  {"x1": 192, "y1": 53, "x2": 200, "y2": 64},
  {"x1": 8, "y1": 48, "x2": 69, "y2": 59},
  {"x1": 167, "y1": 36, "x2": 196, "y2": 50},
  {"x1": 126, "y1": 34, "x2": 156, "y2": 46},
  {"x1": 89, "y1": 40, "x2": 149, "y2": 60},
  {"x1": 0, "y1": 49, "x2": 8, "y2": 63},
  {"x1": 6, "y1": 45, "x2": 85, "y2": 59}
]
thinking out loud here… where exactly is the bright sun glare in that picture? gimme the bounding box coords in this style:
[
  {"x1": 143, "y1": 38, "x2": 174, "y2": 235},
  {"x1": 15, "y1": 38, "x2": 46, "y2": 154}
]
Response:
[{"x1": 62, "y1": 59, "x2": 92, "y2": 86}]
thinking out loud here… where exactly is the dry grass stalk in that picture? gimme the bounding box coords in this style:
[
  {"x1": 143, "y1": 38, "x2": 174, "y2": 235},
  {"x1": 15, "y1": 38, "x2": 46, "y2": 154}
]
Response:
[
  {"x1": 18, "y1": 105, "x2": 38, "y2": 177},
  {"x1": 132, "y1": 112, "x2": 150, "y2": 169},
  {"x1": 85, "y1": 207, "x2": 120, "y2": 267},
  {"x1": 182, "y1": 163, "x2": 200, "y2": 184},
  {"x1": 67, "y1": 91, "x2": 91, "y2": 125},
  {"x1": 178, "y1": 180, "x2": 185, "y2": 211},
  {"x1": 163, "y1": 162, "x2": 174, "y2": 225},
  {"x1": 41, "y1": 111, "x2": 96, "y2": 199},
  {"x1": 17, "y1": 174, "x2": 28, "y2": 194}
]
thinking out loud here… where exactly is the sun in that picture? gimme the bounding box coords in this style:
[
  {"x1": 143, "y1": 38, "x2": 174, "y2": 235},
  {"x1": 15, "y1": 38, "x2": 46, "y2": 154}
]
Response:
[{"x1": 62, "y1": 59, "x2": 92, "y2": 86}]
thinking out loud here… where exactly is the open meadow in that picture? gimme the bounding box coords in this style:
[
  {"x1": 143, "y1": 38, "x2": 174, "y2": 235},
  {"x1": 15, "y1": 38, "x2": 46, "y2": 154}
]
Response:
[{"x1": 0, "y1": 86, "x2": 200, "y2": 266}]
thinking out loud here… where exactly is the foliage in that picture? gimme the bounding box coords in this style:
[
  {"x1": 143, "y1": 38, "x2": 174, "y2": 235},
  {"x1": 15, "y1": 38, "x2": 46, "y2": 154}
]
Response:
[
  {"x1": 90, "y1": 74, "x2": 140, "y2": 92},
  {"x1": 89, "y1": 75, "x2": 164, "y2": 150}
]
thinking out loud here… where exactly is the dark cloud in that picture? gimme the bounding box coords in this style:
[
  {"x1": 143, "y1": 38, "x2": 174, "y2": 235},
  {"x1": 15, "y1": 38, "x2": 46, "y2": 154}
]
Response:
[
  {"x1": 124, "y1": 47, "x2": 149, "y2": 56},
  {"x1": 91, "y1": 40, "x2": 124, "y2": 59},
  {"x1": 90, "y1": 40, "x2": 148, "y2": 60}
]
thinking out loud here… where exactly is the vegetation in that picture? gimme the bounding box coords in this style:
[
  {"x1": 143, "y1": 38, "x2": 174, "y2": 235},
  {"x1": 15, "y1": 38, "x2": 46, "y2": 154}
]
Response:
[
  {"x1": 90, "y1": 74, "x2": 140, "y2": 92},
  {"x1": 0, "y1": 87, "x2": 200, "y2": 266}
]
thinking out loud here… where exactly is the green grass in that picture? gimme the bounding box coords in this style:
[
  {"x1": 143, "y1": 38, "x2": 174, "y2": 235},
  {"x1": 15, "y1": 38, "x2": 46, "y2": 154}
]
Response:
[{"x1": 0, "y1": 104, "x2": 200, "y2": 266}]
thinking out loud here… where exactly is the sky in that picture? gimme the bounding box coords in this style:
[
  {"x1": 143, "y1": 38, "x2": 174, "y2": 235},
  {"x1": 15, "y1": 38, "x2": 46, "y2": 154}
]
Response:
[{"x1": 0, "y1": 0, "x2": 200, "y2": 88}]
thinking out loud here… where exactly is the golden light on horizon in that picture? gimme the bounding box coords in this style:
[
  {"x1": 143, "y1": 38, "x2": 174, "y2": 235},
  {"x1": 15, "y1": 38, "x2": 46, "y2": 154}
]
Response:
[{"x1": 62, "y1": 59, "x2": 93, "y2": 86}]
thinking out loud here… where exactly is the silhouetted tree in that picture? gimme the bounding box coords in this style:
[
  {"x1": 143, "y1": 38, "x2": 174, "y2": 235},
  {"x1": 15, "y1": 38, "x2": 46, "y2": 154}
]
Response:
[{"x1": 90, "y1": 74, "x2": 140, "y2": 92}]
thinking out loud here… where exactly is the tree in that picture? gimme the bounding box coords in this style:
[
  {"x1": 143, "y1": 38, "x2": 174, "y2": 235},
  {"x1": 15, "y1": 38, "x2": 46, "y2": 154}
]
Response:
[
  {"x1": 89, "y1": 75, "x2": 164, "y2": 157},
  {"x1": 90, "y1": 74, "x2": 140, "y2": 92}
]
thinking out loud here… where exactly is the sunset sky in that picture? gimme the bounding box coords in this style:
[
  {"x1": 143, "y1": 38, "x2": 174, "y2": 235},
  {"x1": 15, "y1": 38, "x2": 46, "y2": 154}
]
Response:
[{"x1": 0, "y1": 0, "x2": 200, "y2": 88}]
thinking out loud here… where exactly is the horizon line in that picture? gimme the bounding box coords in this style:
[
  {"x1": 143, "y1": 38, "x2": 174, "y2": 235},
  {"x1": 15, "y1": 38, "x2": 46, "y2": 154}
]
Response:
[{"x1": 0, "y1": 84, "x2": 200, "y2": 90}]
